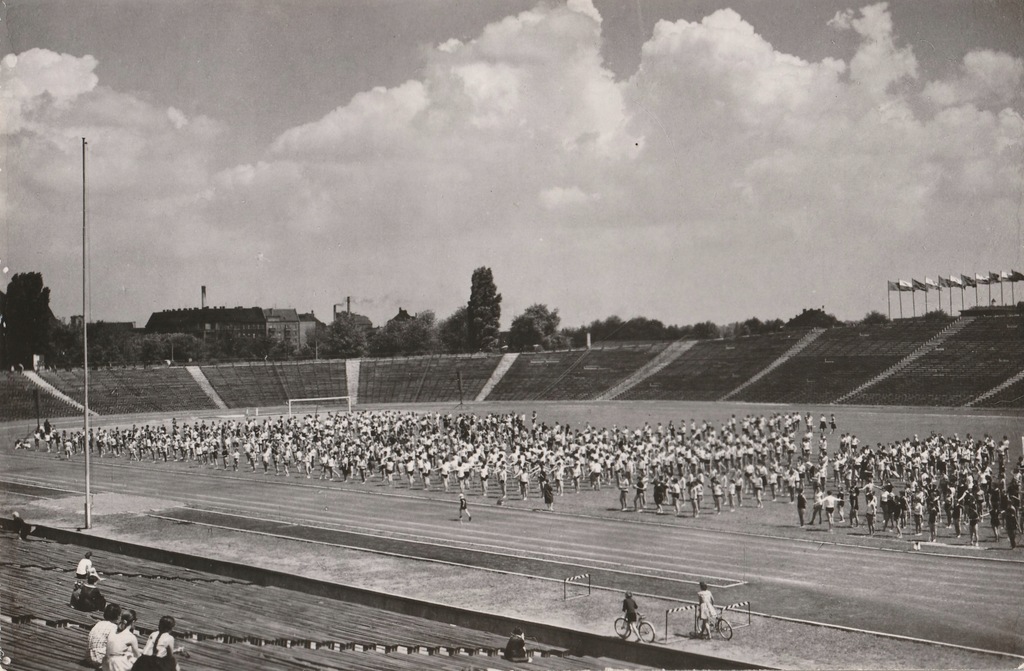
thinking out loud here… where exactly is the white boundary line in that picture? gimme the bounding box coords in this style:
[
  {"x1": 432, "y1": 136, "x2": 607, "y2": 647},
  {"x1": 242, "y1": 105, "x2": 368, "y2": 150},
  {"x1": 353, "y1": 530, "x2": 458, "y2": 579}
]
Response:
[{"x1": 153, "y1": 507, "x2": 735, "y2": 588}]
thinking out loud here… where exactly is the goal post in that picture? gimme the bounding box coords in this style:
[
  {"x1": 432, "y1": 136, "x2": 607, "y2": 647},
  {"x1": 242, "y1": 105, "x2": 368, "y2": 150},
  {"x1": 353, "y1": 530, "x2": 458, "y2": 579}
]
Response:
[{"x1": 287, "y1": 396, "x2": 352, "y2": 417}]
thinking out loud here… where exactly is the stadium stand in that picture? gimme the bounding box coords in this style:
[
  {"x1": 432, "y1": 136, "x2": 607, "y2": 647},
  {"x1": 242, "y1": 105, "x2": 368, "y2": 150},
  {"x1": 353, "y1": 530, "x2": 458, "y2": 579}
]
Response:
[
  {"x1": 486, "y1": 351, "x2": 590, "y2": 401},
  {"x1": 37, "y1": 367, "x2": 218, "y2": 415},
  {"x1": 732, "y1": 321, "x2": 948, "y2": 404},
  {"x1": 200, "y1": 363, "x2": 290, "y2": 408},
  {"x1": 273, "y1": 360, "x2": 349, "y2": 400},
  {"x1": 973, "y1": 370, "x2": 1024, "y2": 408},
  {"x1": 846, "y1": 316, "x2": 1024, "y2": 407},
  {"x1": 0, "y1": 533, "x2": 632, "y2": 671},
  {"x1": 358, "y1": 355, "x2": 501, "y2": 404},
  {"x1": 619, "y1": 331, "x2": 809, "y2": 401},
  {"x1": 5, "y1": 316, "x2": 1022, "y2": 412},
  {"x1": 0, "y1": 372, "x2": 79, "y2": 421},
  {"x1": 533, "y1": 343, "x2": 670, "y2": 401}
]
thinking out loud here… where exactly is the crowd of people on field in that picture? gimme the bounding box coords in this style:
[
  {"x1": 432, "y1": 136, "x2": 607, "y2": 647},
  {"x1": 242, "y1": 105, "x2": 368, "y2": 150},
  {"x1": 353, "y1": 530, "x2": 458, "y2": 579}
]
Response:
[{"x1": 17, "y1": 409, "x2": 1023, "y2": 548}]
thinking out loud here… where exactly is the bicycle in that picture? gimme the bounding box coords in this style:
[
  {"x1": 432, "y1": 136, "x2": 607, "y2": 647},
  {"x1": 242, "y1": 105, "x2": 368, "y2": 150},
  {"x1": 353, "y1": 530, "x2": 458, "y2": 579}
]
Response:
[
  {"x1": 614, "y1": 613, "x2": 656, "y2": 643},
  {"x1": 696, "y1": 612, "x2": 733, "y2": 640}
]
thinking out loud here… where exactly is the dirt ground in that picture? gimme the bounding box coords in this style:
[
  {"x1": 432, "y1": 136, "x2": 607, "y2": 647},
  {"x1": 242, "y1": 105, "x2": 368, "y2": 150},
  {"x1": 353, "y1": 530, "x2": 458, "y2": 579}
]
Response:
[{"x1": 4, "y1": 489, "x2": 1021, "y2": 671}]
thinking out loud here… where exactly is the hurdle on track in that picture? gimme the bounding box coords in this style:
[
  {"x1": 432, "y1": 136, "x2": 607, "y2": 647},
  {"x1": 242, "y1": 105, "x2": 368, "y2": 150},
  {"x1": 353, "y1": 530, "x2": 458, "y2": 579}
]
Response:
[
  {"x1": 721, "y1": 600, "x2": 752, "y2": 629},
  {"x1": 663, "y1": 601, "x2": 751, "y2": 641},
  {"x1": 562, "y1": 573, "x2": 591, "y2": 601}
]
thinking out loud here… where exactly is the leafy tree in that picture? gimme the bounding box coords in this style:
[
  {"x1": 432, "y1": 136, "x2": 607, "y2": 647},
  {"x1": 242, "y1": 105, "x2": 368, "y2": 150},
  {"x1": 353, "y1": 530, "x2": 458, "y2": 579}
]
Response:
[
  {"x1": 922, "y1": 309, "x2": 951, "y2": 322},
  {"x1": 467, "y1": 267, "x2": 502, "y2": 352},
  {"x1": 320, "y1": 314, "x2": 369, "y2": 359},
  {"x1": 690, "y1": 321, "x2": 721, "y2": 340},
  {"x1": 861, "y1": 310, "x2": 890, "y2": 325},
  {"x1": 438, "y1": 306, "x2": 470, "y2": 353},
  {"x1": 508, "y1": 304, "x2": 568, "y2": 351},
  {"x1": 785, "y1": 308, "x2": 842, "y2": 330},
  {"x1": 47, "y1": 321, "x2": 83, "y2": 369},
  {"x1": 369, "y1": 311, "x2": 438, "y2": 357},
  {"x1": 3, "y1": 272, "x2": 52, "y2": 369}
]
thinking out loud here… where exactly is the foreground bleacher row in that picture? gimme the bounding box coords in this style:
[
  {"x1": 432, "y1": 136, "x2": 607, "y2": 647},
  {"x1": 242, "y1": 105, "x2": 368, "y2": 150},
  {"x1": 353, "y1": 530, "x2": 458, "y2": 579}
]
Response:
[
  {"x1": 3, "y1": 316, "x2": 1022, "y2": 421},
  {"x1": 0, "y1": 534, "x2": 634, "y2": 671}
]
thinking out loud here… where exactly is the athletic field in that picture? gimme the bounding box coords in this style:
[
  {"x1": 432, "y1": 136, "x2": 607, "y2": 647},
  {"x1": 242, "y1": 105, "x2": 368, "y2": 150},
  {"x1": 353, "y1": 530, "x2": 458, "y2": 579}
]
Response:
[{"x1": 2, "y1": 400, "x2": 1022, "y2": 668}]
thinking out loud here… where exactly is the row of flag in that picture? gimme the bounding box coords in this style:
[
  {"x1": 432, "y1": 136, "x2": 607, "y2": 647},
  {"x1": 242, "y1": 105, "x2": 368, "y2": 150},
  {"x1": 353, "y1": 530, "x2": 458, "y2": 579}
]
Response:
[{"x1": 888, "y1": 272, "x2": 1024, "y2": 292}]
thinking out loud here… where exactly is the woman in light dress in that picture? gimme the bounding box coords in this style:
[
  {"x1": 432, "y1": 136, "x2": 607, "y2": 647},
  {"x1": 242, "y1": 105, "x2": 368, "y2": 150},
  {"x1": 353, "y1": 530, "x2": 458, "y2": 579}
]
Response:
[{"x1": 102, "y1": 611, "x2": 139, "y2": 671}]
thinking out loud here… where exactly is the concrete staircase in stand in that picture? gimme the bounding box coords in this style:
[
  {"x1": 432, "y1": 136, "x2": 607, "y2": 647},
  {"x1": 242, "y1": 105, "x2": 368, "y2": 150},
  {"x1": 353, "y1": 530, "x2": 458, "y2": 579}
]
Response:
[
  {"x1": 596, "y1": 339, "x2": 697, "y2": 401},
  {"x1": 346, "y1": 359, "x2": 360, "y2": 406},
  {"x1": 720, "y1": 328, "x2": 825, "y2": 401},
  {"x1": 185, "y1": 366, "x2": 228, "y2": 410},
  {"x1": 23, "y1": 371, "x2": 98, "y2": 416},
  {"x1": 833, "y1": 317, "x2": 975, "y2": 404},
  {"x1": 965, "y1": 367, "x2": 1024, "y2": 407},
  {"x1": 475, "y1": 353, "x2": 518, "y2": 402}
]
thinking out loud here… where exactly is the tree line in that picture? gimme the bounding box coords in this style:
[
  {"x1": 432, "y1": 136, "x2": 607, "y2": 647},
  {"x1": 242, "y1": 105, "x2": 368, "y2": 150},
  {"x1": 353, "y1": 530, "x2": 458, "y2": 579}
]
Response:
[{"x1": 3, "y1": 268, "x2": 943, "y2": 369}]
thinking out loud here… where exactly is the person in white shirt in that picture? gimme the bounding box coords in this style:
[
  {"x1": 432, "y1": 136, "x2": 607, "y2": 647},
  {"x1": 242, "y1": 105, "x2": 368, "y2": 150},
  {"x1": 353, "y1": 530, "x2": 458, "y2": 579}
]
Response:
[
  {"x1": 87, "y1": 603, "x2": 121, "y2": 668},
  {"x1": 76, "y1": 552, "x2": 98, "y2": 581}
]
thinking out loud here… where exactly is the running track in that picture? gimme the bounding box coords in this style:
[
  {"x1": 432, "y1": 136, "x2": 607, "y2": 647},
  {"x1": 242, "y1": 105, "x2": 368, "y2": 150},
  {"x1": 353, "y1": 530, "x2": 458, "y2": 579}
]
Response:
[{"x1": 1, "y1": 450, "x2": 1022, "y2": 656}]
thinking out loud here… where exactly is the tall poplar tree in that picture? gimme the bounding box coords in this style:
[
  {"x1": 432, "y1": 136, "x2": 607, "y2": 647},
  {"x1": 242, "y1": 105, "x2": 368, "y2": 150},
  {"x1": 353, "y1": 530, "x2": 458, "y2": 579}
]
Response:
[
  {"x1": 2, "y1": 272, "x2": 52, "y2": 369},
  {"x1": 466, "y1": 267, "x2": 502, "y2": 352}
]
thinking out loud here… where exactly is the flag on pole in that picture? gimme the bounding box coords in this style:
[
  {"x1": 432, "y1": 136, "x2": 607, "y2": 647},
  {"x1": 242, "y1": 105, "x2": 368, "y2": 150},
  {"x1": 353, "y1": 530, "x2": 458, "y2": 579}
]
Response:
[
  {"x1": 989, "y1": 271, "x2": 1001, "y2": 283},
  {"x1": 1010, "y1": 270, "x2": 1024, "y2": 282},
  {"x1": 898, "y1": 280, "x2": 913, "y2": 292},
  {"x1": 938, "y1": 276, "x2": 951, "y2": 288},
  {"x1": 887, "y1": 280, "x2": 899, "y2": 291},
  {"x1": 999, "y1": 271, "x2": 1011, "y2": 283},
  {"x1": 948, "y1": 275, "x2": 964, "y2": 288},
  {"x1": 925, "y1": 277, "x2": 939, "y2": 289},
  {"x1": 976, "y1": 273, "x2": 990, "y2": 286},
  {"x1": 913, "y1": 279, "x2": 928, "y2": 291},
  {"x1": 962, "y1": 274, "x2": 976, "y2": 287}
]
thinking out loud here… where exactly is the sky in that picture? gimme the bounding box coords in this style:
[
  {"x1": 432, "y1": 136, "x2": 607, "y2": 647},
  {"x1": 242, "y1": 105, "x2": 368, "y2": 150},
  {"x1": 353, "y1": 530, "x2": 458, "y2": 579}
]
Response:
[{"x1": 2, "y1": 0, "x2": 1022, "y2": 330}]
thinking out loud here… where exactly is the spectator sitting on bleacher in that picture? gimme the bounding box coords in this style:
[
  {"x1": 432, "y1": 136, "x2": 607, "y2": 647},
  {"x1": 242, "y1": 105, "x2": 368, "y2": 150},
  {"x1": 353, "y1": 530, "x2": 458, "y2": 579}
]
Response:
[
  {"x1": 104, "y1": 610, "x2": 139, "y2": 671},
  {"x1": 503, "y1": 627, "x2": 529, "y2": 662},
  {"x1": 71, "y1": 574, "x2": 106, "y2": 612},
  {"x1": 11, "y1": 512, "x2": 33, "y2": 540},
  {"x1": 87, "y1": 602, "x2": 122, "y2": 668}
]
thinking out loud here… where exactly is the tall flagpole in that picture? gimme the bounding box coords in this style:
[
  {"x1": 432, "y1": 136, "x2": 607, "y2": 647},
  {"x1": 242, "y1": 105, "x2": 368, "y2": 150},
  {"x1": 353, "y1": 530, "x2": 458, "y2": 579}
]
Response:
[
  {"x1": 83, "y1": 138, "x2": 92, "y2": 530},
  {"x1": 887, "y1": 286, "x2": 891, "y2": 321}
]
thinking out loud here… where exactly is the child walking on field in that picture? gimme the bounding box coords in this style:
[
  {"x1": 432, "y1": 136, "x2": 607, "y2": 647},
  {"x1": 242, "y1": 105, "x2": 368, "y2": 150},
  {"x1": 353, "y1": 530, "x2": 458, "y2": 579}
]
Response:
[{"x1": 459, "y1": 494, "x2": 472, "y2": 523}]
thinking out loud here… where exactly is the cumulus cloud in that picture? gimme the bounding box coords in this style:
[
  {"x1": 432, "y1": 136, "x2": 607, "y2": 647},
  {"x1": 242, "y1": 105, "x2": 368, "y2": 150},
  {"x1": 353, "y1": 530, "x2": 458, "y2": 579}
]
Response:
[
  {"x1": 830, "y1": 3, "x2": 918, "y2": 96},
  {"x1": 1, "y1": 48, "x2": 98, "y2": 134},
  {"x1": 923, "y1": 50, "x2": 1024, "y2": 107},
  {"x1": 6, "y1": 3, "x2": 1024, "y2": 327},
  {"x1": 539, "y1": 186, "x2": 598, "y2": 209}
]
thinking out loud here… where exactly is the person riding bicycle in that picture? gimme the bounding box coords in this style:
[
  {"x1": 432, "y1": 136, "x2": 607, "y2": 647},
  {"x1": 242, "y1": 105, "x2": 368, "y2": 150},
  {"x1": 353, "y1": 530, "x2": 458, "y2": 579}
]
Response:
[
  {"x1": 697, "y1": 581, "x2": 717, "y2": 639},
  {"x1": 622, "y1": 591, "x2": 641, "y2": 639}
]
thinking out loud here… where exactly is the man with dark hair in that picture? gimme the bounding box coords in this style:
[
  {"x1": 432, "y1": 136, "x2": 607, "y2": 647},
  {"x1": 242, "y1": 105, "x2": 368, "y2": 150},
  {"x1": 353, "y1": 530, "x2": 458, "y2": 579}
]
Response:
[
  {"x1": 71, "y1": 575, "x2": 106, "y2": 612},
  {"x1": 503, "y1": 627, "x2": 528, "y2": 662},
  {"x1": 87, "y1": 602, "x2": 122, "y2": 667}
]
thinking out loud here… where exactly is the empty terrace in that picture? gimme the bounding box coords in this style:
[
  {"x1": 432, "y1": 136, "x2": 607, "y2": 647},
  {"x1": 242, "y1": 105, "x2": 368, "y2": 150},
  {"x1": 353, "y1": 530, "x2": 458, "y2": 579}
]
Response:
[
  {"x1": 620, "y1": 332, "x2": 806, "y2": 401},
  {"x1": 848, "y1": 316, "x2": 1024, "y2": 407},
  {"x1": 733, "y1": 321, "x2": 947, "y2": 404}
]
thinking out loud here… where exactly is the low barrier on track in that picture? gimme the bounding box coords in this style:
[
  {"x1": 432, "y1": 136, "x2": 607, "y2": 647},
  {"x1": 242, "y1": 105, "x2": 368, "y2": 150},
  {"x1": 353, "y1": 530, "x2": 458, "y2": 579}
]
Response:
[
  {"x1": 562, "y1": 572, "x2": 591, "y2": 601},
  {"x1": 664, "y1": 601, "x2": 752, "y2": 642}
]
